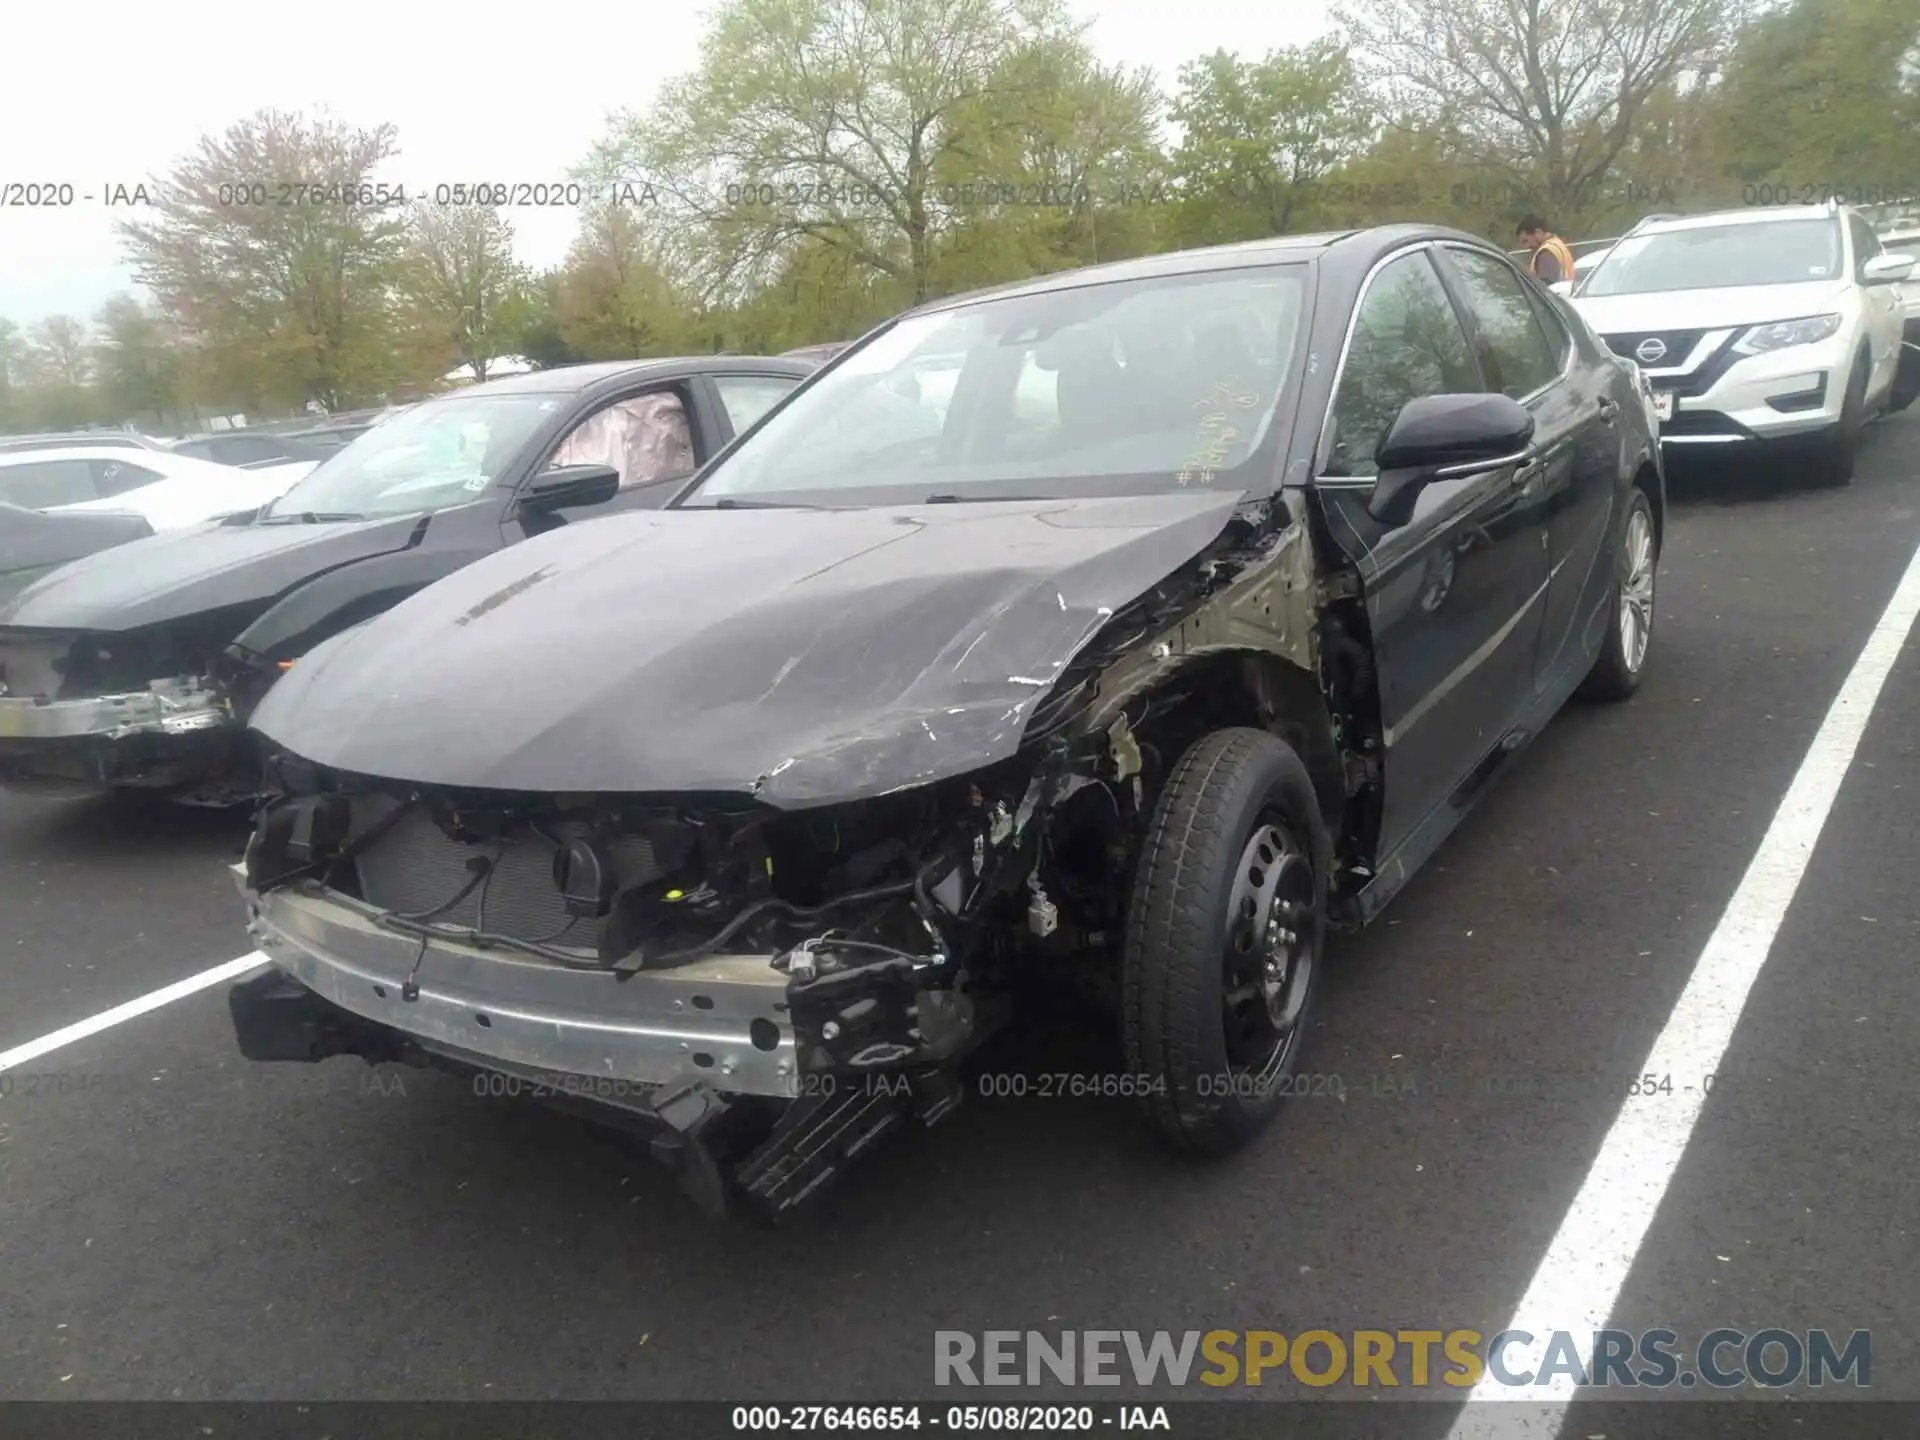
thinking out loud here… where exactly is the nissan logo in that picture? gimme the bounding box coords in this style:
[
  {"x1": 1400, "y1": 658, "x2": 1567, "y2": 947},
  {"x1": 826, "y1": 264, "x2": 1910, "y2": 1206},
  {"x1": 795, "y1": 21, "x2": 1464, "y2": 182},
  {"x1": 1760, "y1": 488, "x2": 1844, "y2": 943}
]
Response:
[{"x1": 1635, "y1": 338, "x2": 1668, "y2": 364}]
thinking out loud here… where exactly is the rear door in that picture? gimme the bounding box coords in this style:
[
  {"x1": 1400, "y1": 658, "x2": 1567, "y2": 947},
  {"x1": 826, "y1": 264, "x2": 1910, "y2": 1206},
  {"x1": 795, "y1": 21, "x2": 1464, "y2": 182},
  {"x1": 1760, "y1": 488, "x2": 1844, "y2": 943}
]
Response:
[
  {"x1": 1311, "y1": 245, "x2": 1550, "y2": 861},
  {"x1": 1433, "y1": 242, "x2": 1613, "y2": 695},
  {"x1": 708, "y1": 370, "x2": 808, "y2": 442}
]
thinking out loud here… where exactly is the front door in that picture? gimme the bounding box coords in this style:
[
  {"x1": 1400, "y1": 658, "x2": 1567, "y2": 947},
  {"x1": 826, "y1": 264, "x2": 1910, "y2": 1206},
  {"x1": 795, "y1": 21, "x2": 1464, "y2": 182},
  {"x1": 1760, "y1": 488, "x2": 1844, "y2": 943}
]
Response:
[
  {"x1": 1311, "y1": 246, "x2": 1550, "y2": 861},
  {"x1": 1433, "y1": 243, "x2": 1614, "y2": 695},
  {"x1": 507, "y1": 382, "x2": 714, "y2": 537}
]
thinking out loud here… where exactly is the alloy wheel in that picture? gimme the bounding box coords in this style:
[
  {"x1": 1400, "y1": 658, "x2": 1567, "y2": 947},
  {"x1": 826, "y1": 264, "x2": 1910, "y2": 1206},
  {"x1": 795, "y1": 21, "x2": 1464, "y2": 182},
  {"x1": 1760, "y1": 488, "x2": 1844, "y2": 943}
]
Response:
[{"x1": 1619, "y1": 507, "x2": 1655, "y2": 675}]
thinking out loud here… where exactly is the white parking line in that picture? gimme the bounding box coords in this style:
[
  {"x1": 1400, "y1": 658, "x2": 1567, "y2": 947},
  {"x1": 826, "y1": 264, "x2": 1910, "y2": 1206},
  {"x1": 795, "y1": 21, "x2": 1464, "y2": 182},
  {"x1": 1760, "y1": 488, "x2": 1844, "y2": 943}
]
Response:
[
  {"x1": 0, "y1": 951, "x2": 268, "y2": 1074},
  {"x1": 1448, "y1": 536, "x2": 1920, "y2": 1434}
]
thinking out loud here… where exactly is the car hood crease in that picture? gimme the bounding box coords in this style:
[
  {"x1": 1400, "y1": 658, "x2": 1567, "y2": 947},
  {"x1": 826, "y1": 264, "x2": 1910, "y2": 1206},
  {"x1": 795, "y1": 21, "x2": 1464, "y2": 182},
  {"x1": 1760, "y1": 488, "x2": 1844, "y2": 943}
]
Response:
[{"x1": 250, "y1": 491, "x2": 1250, "y2": 805}]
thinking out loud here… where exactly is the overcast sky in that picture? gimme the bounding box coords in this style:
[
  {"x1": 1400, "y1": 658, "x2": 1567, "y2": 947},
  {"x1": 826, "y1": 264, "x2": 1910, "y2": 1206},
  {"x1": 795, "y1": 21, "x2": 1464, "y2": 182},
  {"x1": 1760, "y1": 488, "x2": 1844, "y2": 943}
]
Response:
[{"x1": 0, "y1": 0, "x2": 1333, "y2": 332}]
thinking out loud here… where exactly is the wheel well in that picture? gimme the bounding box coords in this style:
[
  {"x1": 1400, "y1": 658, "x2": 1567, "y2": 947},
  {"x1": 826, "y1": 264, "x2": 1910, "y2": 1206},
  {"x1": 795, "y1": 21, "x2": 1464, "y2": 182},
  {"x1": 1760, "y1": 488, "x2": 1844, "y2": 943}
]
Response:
[{"x1": 1123, "y1": 650, "x2": 1346, "y2": 842}]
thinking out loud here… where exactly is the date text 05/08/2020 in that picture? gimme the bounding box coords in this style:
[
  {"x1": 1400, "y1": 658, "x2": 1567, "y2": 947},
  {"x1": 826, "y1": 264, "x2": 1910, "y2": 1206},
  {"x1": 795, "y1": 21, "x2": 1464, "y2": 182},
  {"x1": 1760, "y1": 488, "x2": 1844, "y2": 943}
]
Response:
[{"x1": 730, "y1": 1406, "x2": 1170, "y2": 1432}]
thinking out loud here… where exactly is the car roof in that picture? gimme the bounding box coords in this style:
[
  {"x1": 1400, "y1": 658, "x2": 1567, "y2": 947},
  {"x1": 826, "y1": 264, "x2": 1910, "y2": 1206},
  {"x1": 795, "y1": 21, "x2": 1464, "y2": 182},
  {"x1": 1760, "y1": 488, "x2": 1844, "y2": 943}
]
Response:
[
  {"x1": 0, "y1": 431, "x2": 161, "y2": 452},
  {"x1": 454, "y1": 354, "x2": 816, "y2": 399},
  {"x1": 0, "y1": 445, "x2": 184, "y2": 467},
  {"x1": 1633, "y1": 204, "x2": 1843, "y2": 234},
  {"x1": 897, "y1": 225, "x2": 1503, "y2": 316}
]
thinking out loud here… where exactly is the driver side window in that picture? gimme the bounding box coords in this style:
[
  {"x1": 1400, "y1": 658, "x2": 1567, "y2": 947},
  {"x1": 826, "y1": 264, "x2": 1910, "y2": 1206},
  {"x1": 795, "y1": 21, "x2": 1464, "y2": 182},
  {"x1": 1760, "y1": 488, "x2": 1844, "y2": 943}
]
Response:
[
  {"x1": 548, "y1": 389, "x2": 695, "y2": 490},
  {"x1": 1324, "y1": 252, "x2": 1482, "y2": 477}
]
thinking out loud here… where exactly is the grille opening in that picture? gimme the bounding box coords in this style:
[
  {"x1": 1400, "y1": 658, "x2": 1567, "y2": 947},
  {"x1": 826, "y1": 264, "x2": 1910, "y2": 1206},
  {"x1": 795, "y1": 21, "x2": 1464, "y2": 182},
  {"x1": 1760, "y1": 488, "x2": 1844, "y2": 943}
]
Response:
[{"x1": 345, "y1": 795, "x2": 662, "y2": 955}]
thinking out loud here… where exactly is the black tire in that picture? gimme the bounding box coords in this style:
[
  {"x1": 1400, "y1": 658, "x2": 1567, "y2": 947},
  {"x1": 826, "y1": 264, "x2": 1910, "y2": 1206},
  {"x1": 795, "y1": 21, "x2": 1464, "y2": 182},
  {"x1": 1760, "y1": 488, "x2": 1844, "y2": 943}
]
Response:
[
  {"x1": 1807, "y1": 350, "x2": 1870, "y2": 487},
  {"x1": 1891, "y1": 359, "x2": 1920, "y2": 414},
  {"x1": 1122, "y1": 727, "x2": 1329, "y2": 1155},
  {"x1": 1577, "y1": 487, "x2": 1658, "y2": 703}
]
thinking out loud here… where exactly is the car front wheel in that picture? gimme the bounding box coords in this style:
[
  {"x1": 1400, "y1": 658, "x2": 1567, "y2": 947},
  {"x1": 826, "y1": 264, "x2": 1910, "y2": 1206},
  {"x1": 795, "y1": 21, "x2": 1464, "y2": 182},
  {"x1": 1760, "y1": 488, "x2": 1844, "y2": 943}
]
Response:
[{"x1": 1122, "y1": 727, "x2": 1329, "y2": 1155}]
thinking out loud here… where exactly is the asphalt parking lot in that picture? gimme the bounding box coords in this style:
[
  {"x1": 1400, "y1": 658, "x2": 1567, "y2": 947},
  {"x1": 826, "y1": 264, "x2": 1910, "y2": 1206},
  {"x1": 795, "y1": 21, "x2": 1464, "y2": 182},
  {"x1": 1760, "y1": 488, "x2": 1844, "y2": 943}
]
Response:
[{"x1": 2, "y1": 412, "x2": 1918, "y2": 1417}]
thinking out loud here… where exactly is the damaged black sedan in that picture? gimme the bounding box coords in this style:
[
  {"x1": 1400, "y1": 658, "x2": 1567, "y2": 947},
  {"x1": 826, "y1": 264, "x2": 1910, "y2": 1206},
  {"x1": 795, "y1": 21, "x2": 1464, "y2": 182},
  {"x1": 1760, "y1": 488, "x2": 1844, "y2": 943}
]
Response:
[
  {"x1": 0, "y1": 356, "x2": 812, "y2": 803},
  {"x1": 229, "y1": 225, "x2": 1665, "y2": 1217}
]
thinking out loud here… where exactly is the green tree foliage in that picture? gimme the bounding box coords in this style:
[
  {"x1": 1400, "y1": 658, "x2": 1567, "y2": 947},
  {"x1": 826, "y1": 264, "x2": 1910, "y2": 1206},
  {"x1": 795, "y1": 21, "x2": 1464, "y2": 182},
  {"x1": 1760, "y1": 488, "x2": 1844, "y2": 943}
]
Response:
[
  {"x1": 1167, "y1": 40, "x2": 1376, "y2": 244},
  {"x1": 580, "y1": 0, "x2": 1095, "y2": 306},
  {"x1": 9, "y1": 1, "x2": 1920, "y2": 436},
  {"x1": 92, "y1": 296, "x2": 185, "y2": 430},
  {"x1": 1707, "y1": 0, "x2": 1920, "y2": 198},
  {"x1": 393, "y1": 203, "x2": 531, "y2": 383},
  {"x1": 116, "y1": 109, "x2": 410, "y2": 412},
  {"x1": 508, "y1": 270, "x2": 589, "y2": 371},
  {"x1": 554, "y1": 204, "x2": 690, "y2": 360}
]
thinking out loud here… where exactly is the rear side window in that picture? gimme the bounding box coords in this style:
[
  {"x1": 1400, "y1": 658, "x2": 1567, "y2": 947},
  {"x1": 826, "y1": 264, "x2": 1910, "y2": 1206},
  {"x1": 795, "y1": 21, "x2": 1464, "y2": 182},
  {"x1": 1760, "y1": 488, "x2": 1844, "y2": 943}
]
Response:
[
  {"x1": 1443, "y1": 247, "x2": 1563, "y2": 398},
  {"x1": 1523, "y1": 285, "x2": 1576, "y2": 369},
  {"x1": 0, "y1": 459, "x2": 99, "y2": 508},
  {"x1": 714, "y1": 374, "x2": 803, "y2": 435},
  {"x1": 91, "y1": 459, "x2": 166, "y2": 497}
]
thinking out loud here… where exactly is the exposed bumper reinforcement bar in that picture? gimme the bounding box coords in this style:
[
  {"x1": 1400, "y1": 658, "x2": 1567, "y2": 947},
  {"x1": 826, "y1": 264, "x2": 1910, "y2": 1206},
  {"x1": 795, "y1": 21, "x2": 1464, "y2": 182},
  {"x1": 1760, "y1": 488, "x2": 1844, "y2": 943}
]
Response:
[
  {"x1": 237, "y1": 865, "x2": 803, "y2": 1097},
  {"x1": 227, "y1": 953, "x2": 962, "y2": 1220},
  {"x1": 0, "y1": 683, "x2": 226, "y2": 741}
]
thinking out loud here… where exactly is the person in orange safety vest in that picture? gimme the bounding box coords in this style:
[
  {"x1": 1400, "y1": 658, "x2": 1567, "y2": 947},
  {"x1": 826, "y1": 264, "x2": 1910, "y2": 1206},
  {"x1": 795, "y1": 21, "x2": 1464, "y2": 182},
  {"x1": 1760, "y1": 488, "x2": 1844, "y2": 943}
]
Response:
[{"x1": 1516, "y1": 215, "x2": 1576, "y2": 286}]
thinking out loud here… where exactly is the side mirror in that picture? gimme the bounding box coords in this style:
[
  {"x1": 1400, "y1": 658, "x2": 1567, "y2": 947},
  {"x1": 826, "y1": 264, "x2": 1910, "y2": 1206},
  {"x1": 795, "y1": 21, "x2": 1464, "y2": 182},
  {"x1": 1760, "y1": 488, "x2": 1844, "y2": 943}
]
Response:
[
  {"x1": 519, "y1": 463, "x2": 621, "y2": 512},
  {"x1": 1862, "y1": 253, "x2": 1916, "y2": 285},
  {"x1": 1366, "y1": 394, "x2": 1535, "y2": 528},
  {"x1": 1549, "y1": 280, "x2": 1573, "y2": 297}
]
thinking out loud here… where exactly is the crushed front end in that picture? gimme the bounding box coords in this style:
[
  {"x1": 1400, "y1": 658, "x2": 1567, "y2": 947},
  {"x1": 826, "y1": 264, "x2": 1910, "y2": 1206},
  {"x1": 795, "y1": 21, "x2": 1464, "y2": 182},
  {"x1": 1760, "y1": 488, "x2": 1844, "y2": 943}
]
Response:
[
  {"x1": 231, "y1": 750, "x2": 1122, "y2": 1218},
  {"x1": 228, "y1": 494, "x2": 1336, "y2": 1217},
  {"x1": 0, "y1": 622, "x2": 254, "y2": 799}
]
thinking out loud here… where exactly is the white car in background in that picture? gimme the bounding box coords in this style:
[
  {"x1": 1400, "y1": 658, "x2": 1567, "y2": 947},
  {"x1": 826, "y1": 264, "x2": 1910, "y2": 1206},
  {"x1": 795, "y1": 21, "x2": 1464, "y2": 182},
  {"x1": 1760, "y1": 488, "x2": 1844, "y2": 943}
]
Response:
[
  {"x1": 1568, "y1": 201, "x2": 1913, "y2": 485},
  {"x1": 0, "y1": 446, "x2": 317, "y2": 531},
  {"x1": 1878, "y1": 223, "x2": 1920, "y2": 410}
]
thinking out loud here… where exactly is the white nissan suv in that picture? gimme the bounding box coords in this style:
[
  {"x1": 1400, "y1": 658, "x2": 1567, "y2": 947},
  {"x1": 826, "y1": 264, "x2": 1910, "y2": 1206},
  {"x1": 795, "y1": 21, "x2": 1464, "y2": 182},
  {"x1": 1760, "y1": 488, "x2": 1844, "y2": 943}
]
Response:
[{"x1": 1569, "y1": 201, "x2": 1914, "y2": 485}]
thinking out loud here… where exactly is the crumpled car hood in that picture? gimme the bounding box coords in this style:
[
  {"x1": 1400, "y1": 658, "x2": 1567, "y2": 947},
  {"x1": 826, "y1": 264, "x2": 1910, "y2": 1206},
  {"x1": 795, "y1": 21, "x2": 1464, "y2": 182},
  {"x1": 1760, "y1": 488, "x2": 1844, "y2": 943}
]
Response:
[
  {"x1": 252, "y1": 491, "x2": 1248, "y2": 805},
  {"x1": 0, "y1": 512, "x2": 424, "y2": 633}
]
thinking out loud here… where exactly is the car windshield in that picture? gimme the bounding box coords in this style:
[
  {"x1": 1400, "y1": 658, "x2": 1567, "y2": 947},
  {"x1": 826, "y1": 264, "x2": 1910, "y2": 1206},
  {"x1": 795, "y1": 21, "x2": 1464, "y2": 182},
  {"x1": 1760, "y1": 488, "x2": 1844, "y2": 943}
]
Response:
[
  {"x1": 681, "y1": 266, "x2": 1309, "y2": 506},
  {"x1": 260, "y1": 392, "x2": 561, "y2": 520},
  {"x1": 1580, "y1": 218, "x2": 1843, "y2": 296}
]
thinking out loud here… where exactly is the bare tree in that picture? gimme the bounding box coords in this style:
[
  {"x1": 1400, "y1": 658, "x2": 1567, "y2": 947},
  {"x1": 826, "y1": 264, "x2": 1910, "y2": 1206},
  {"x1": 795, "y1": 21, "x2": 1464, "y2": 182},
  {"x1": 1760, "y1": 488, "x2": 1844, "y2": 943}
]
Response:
[
  {"x1": 1331, "y1": 0, "x2": 1753, "y2": 213},
  {"x1": 28, "y1": 316, "x2": 92, "y2": 388}
]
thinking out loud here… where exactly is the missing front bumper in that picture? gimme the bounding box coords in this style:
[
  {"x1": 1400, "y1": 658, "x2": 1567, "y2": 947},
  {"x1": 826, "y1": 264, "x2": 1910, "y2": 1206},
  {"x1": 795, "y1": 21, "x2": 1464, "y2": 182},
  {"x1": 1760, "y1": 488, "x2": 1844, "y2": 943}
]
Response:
[
  {"x1": 0, "y1": 683, "x2": 236, "y2": 791},
  {"x1": 0, "y1": 682, "x2": 226, "y2": 740},
  {"x1": 233, "y1": 866, "x2": 986, "y2": 1216},
  {"x1": 241, "y1": 870, "x2": 806, "y2": 1095}
]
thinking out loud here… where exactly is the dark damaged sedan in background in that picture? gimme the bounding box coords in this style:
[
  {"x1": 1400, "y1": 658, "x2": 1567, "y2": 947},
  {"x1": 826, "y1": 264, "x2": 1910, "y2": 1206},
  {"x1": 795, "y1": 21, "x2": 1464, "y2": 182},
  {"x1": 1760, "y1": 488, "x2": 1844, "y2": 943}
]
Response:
[
  {"x1": 0, "y1": 356, "x2": 812, "y2": 804},
  {"x1": 228, "y1": 225, "x2": 1665, "y2": 1217}
]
